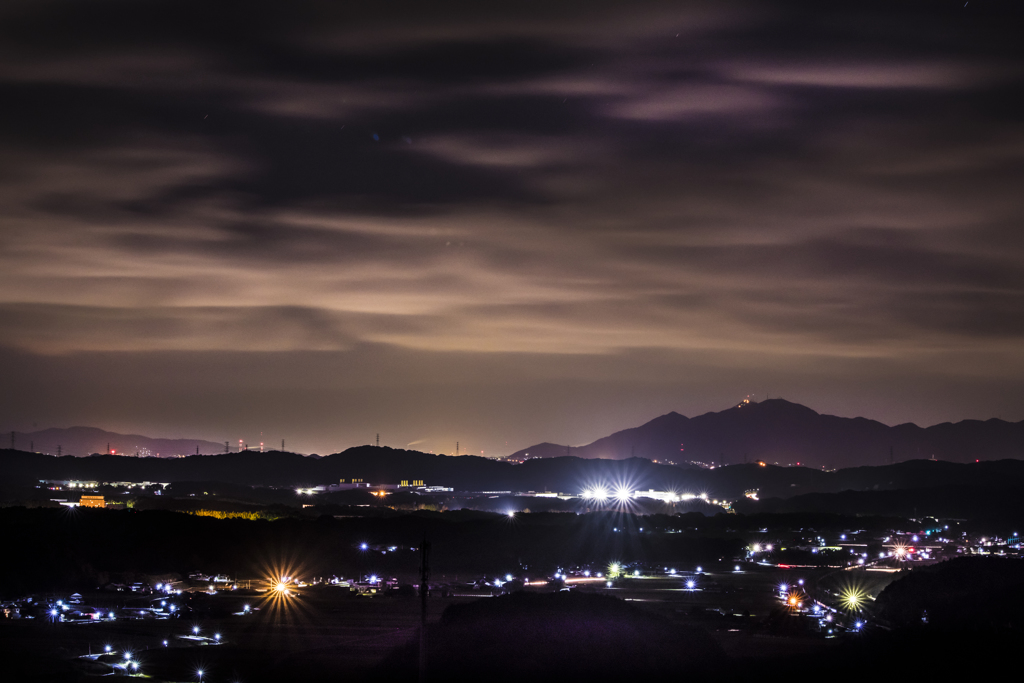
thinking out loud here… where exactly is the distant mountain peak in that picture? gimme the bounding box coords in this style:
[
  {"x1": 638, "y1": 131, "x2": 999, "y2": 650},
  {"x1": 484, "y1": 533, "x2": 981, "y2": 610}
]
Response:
[{"x1": 509, "y1": 400, "x2": 1023, "y2": 468}]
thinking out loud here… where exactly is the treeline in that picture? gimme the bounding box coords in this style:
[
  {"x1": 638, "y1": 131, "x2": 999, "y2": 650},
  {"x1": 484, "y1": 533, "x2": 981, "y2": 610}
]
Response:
[{"x1": 6, "y1": 447, "x2": 1024, "y2": 501}]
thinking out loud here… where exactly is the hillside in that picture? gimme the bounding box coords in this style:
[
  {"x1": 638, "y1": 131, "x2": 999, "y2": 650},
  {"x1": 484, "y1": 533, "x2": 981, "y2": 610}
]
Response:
[
  {"x1": 6, "y1": 447, "x2": 1024, "y2": 505},
  {"x1": 6, "y1": 426, "x2": 227, "y2": 457},
  {"x1": 509, "y1": 399, "x2": 1024, "y2": 468}
]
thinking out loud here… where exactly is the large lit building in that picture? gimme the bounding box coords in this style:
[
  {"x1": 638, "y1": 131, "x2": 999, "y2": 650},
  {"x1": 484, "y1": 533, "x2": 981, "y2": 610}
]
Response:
[{"x1": 79, "y1": 496, "x2": 106, "y2": 508}]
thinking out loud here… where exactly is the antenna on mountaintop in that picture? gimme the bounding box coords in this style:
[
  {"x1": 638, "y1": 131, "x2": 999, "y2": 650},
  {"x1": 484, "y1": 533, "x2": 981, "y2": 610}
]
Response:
[
  {"x1": 566, "y1": 444, "x2": 570, "y2": 458},
  {"x1": 282, "y1": 439, "x2": 285, "y2": 451},
  {"x1": 456, "y1": 441, "x2": 459, "y2": 456},
  {"x1": 225, "y1": 441, "x2": 229, "y2": 454},
  {"x1": 376, "y1": 434, "x2": 380, "y2": 448},
  {"x1": 10, "y1": 431, "x2": 13, "y2": 450}
]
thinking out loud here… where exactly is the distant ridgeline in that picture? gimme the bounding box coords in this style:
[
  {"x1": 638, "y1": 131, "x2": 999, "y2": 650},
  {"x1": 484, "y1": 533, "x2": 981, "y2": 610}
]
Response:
[
  {"x1": 5, "y1": 446, "x2": 1024, "y2": 502},
  {"x1": 5, "y1": 425, "x2": 225, "y2": 458},
  {"x1": 509, "y1": 399, "x2": 1024, "y2": 469}
]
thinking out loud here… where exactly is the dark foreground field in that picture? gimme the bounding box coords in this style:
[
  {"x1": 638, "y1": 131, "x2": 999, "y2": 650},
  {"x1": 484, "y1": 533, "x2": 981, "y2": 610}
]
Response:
[
  {"x1": 4, "y1": 583, "x2": 1021, "y2": 683},
  {"x1": 2, "y1": 506, "x2": 1022, "y2": 682}
]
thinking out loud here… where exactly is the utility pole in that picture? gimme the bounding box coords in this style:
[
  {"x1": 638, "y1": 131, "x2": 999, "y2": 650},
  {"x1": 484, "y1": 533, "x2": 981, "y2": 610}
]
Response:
[{"x1": 419, "y1": 539, "x2": 431, "y2": 683}]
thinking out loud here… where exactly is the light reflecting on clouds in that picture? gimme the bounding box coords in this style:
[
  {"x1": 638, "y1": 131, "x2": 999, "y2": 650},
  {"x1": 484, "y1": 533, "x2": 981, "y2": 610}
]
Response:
[{"x1": 0, "y1": 1, "x2": 1022, "y2": 454}]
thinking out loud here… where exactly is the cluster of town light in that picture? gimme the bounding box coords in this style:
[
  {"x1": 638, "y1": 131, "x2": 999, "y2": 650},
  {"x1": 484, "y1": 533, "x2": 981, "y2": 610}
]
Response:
[{"x1": 580, "y1": 485, "x2": 721, "y2": 507}]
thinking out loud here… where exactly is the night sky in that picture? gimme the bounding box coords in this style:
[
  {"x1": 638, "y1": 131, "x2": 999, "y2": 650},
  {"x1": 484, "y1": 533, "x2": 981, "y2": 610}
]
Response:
[{"x1": 2, "y1": 1, "x2": 1022, "y2": 456}]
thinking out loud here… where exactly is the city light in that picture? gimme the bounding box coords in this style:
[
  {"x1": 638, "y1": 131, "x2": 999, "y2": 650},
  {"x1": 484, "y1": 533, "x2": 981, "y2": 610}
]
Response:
[
  {"x1": 840, "y1": 586, "x2": 868, "y2": 612},
  {"x1": 686, "y1": 579, "x2": 696, "y2": 589}
]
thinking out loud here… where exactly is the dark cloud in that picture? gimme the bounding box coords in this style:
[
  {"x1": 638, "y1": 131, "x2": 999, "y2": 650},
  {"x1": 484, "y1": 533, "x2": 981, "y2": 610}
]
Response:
[{"x1": 1, "y1": 1, "x2": 1023, "y2": 454}]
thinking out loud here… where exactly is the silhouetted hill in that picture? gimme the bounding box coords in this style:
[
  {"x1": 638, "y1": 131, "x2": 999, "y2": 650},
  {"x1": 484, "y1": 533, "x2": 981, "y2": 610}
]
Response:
[
  {"x1": 6, "y1": 447, "x2": 1024, "y2": 512},
  {"x1": 4, "y1": 426, "x2": 227, "y2": 457},
  {"x1": 732, "y1": 484, "x2": 1024, "y2": 524},
  {"x1": 510, "y1": 399, "x2": 1024, "y2": 468},
  {"x1": 876, "y1": 557, "x2": 1024, "y2": 630}
]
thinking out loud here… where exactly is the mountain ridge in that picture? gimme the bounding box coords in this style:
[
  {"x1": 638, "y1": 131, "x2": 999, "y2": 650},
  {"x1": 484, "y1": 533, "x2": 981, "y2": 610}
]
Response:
[
  {"x1": 4, "y1": 426, "x2": 228, "y2": 457},
  {"x1": 509, "y1": 399, "x2": 1024, "y2": 468}
]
